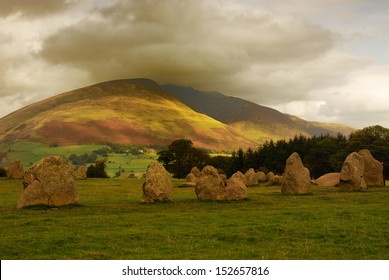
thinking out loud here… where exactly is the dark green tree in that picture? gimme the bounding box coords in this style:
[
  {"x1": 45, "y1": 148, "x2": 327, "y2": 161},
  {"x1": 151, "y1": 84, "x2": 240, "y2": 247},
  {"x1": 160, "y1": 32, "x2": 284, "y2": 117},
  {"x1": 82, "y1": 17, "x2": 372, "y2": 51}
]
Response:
[
  {"x1": 157, "y1": 139, "x2": 210, "y2": 178},
  {"x1": 87, "y1": 159, "x2": 109, "y2": 178}
]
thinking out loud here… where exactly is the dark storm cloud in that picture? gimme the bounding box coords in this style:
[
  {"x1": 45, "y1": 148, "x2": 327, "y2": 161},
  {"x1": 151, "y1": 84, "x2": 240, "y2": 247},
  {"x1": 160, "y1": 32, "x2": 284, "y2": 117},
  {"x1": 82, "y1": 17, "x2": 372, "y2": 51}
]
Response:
[{"x1": 38, "y1": 0, "x2": 335, "y2": 99}]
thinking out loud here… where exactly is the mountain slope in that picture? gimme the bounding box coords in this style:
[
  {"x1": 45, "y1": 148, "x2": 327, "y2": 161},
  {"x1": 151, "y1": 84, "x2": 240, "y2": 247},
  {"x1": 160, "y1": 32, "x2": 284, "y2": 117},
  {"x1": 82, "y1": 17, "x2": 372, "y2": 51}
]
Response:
[
  {"x1": 162, "y1": 84, "x2": 312, "y2": 142},
  {"x1": 0, "y1": 79, "x2": 257, "y2": 150},
  {"x1": 286, "y1": 115, "x2": 355, "y2": 136},
  {"x1": 162, "y1": 84, "x2": 355, "y2": 138}
]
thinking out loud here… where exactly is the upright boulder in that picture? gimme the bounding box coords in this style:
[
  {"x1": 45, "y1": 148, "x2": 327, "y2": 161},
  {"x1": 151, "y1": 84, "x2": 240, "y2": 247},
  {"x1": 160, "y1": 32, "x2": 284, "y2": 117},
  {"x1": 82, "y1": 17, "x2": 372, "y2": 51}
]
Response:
[
  {"x1": 7, "y1": 160, "x2": 24, "y2": 179},
  {"x1": 245, "y1": 168, "x2": 258, "y2": 186},
  {"x1": 255, "y1": 171, "x2": 267, "y2": 182},
  {"x1": 195, "y1": 165, "x2": 225, "y2": 200},
  {"x1": 339, "y1": 152, "x2": 367, "y2": 191},
  {"x1": 142, "y1": 162, "x2": 173, "y2": 202},
  {"x1": 76, "y1": 165, "x2": 87, "y2": 180},
  {"x1": 190, "y1": 167, "x2": 201, "y2": 178},
  {"x1": 358, "y1": 149, "x2": 384, "y2": 186},
  {"x1": 17, "y1": 155, "x2": 78, "y2": 208},
  {"x1": 314, "y1": 172, "x2": 340, "y2": 187},
  {"x1": 281, "y1": 152, "x2": 311, "y2": 194},
  {"x1": 225, "y1": 172, "x2": 247, "y2": 200}
]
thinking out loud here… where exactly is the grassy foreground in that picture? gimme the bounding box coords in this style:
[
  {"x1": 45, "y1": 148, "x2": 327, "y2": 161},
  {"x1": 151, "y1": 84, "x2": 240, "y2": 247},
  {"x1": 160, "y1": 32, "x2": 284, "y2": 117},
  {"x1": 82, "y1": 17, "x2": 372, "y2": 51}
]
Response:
[{"x1": 0, "y1": 178, "x2": 389, "y2": 260}]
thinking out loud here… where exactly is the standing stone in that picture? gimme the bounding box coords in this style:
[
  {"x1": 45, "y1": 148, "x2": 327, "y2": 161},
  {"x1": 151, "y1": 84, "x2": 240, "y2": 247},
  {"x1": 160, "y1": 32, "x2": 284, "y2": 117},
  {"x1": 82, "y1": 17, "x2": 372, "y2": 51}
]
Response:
[
  {"x1": 76, "y1": 165, "x2": 87, "y2": 180},
  {"x1": 7, "y1": 160, "x2": 24, "y2": 179},
  {"x1": 281, "y1": 152, "x2": 311, "y2": 194},
  {"x1": 186, "y1": 173, "x2": 197, "y2": 184},
  {"x1": 195, "y1": 165, "x2": 225, "y2": 200},
  {"x1": 190, "y1": 167, "x2": 201, "y2": 178},
  {"x1": 142, "y1": 162, "x2": 173, "y2": 202},
  {"x1": 266, "y1": 171, "x2": 275, "y2": 184},
  {"x1": 231, "y1": 171, "x2": 248, "y2": 186},
  {"x1": 225, "y1": 172, "x2": 247, "y2": 200},
  {"x1": 17, "y1": 155, "x2": 79, "y2": 208},
  {"x1": 358, "y1": 149, "x2": 384, "y2": 186},
  {"x1": 245, "y1": 168, "x2": 258, "y2": 186},
  {"x1": 314, "y1": 173, "x2": 340, "y2": 187},
  {"x1": 339, "y1": 152, "x2": 367, "y2": 191},
  {"x1": 220, "y1": 174, "x2": 228, "y2": 186},
  {"x1": 255, "y1": 171, "x2": 267, "y2": 182}
]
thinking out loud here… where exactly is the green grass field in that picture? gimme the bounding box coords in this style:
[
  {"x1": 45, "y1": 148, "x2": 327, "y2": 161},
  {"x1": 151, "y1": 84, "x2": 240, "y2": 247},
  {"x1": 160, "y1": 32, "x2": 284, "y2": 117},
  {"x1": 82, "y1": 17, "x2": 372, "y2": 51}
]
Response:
[
  {"x1": 0, "y1": 141, "x2": 158, "y2": 177},
  {"x1": 1, "y1": 178, "x2": 388, "y2": 260}
]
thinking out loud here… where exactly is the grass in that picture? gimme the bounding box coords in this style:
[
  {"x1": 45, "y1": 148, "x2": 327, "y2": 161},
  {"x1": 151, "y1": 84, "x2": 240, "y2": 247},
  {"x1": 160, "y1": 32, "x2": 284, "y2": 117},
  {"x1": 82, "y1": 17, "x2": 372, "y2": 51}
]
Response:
[{"x1": 1, "y1": 178, "x2": 389, "y2": 260}]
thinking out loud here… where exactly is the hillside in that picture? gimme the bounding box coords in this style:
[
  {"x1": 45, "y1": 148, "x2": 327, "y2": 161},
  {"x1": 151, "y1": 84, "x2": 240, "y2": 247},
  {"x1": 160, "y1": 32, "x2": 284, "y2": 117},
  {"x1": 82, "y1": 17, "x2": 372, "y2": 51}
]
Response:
[
  {"x1": 0, "y1": 78, "x2": 355, "y2": 151},
  {"x1": 162, "y1": 84, "x2": 355, "y2": 138},
  {"x1": 0, "y1": 79, "x2": 257, "y2": 150},
  {"x1": 286, "y1": 115, "x2": 355, "y2": 136},
  {"x1": 162, "y1": 84, "x2": 309, "y2": 143}
]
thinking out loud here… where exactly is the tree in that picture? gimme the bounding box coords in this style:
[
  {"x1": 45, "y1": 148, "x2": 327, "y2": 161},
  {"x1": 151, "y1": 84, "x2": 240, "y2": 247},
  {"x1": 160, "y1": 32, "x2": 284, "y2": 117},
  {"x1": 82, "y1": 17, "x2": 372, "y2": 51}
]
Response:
[
  {"x1": 87, "y1": 159, "x2": 109, "y2": 178},
  {"x1": 157, "y1": 139, "x2": 210, "y2": 178}
]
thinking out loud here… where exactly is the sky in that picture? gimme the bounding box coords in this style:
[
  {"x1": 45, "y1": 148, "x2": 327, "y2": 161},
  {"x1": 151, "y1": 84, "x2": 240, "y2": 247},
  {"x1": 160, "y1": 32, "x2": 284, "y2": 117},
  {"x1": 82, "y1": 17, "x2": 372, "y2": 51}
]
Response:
[{"x1": 0, "y1": 0, "x2": 389, "y2": 128}]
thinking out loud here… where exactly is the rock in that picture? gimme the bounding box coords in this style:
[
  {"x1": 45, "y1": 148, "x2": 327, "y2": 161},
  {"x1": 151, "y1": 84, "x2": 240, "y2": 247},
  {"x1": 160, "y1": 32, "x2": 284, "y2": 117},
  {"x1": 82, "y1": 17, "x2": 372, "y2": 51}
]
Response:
[
  {"x1": 272, "y1": 175, "x2": 284, "y2": 185},
  {"x1": 230, "y1": 171, "x2": 247, "y2": 186},
  {"x1": 17, "y1": 155, "x2": 79, "y2": 208},
  {"x1": 186, "y1": 173, "x2": 197, "y2": 184},
  {"x1": 266, "y1": 171, "x2": 275, "y2": 183},
  {"x1": 142, "y1": 162, "x2": 173, "y2": 202},
  {"x1": 255, "y1": 171, "x2": 267, "y2": 182},
  {"x1": 225, "y1": 172, "x2": 247, "y2": 200},
  {"x1": 314, "y1": 173, "x2": 340, "y2": 187},
  {"x1": 245, "y1": 168, "x2": 258, "y2": 186},
  {"x1": 220, "y1": 174, "x2": 228, "y2": 186},
  {"x1": 358, "y1": 149, "x2": 384, "y2": 186},
  {"x1": 7, "y1": 160, "x2": 24, "y2": 179},
  {"x1": 281, "y1": 152, "x2": 311, "y2": 194},
  {"x1": 339, "y1": 152, "x2": 367, "y2": 191},
  {"x1": 267, "y1": 171, "x2": 284, "y2": 185},
  {"x1": 190, "y1": 166, "x2": 201, "y2": 178},
  {"x1": 195, "y1": 165, "x2": 225, "y2": 200},
  {"x1": 76, "y1": 165, "x2": 87, "y2": 180}
]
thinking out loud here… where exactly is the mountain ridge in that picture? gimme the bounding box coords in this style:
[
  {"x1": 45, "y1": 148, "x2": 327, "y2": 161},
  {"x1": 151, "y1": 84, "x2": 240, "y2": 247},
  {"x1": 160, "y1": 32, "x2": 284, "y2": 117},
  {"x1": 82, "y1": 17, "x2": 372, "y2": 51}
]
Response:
[{"x1": 0, "y1": 78, "x2": 355, "y2": 151}]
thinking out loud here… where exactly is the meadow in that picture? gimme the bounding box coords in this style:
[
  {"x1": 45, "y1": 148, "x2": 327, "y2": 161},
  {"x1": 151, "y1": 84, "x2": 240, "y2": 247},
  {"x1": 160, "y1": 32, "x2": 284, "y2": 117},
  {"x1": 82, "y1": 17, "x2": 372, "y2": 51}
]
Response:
[
  {"x1": 0, "y1": 141, "x2": 158, "y2": 177},
  {"x1": 1, "y1": 178, "x2": 389, "y2": 260}
]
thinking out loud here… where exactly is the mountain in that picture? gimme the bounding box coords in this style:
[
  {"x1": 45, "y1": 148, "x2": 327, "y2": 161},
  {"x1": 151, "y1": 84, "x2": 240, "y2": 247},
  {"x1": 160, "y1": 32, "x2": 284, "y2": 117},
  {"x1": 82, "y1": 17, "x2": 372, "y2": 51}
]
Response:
[
  {"x1": 161, "y1": 84, "x2": 355, "y2": 140},
  {"x1": 0, "y1": 79, "x2": 258, "y2": 150},
  {"x1": 286, "y1": 115, "x2": 355, "y2": 137},
  {"x1": 0, "y1": 78, "x2": 355, "y2": 151}
]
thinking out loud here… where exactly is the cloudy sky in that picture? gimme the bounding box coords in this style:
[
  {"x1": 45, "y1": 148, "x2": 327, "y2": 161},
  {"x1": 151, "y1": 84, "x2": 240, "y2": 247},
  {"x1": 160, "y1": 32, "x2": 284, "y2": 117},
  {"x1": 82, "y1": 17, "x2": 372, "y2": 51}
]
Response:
[{"x1": 1, "y1": 0, "x2": 389, "y2": 128}]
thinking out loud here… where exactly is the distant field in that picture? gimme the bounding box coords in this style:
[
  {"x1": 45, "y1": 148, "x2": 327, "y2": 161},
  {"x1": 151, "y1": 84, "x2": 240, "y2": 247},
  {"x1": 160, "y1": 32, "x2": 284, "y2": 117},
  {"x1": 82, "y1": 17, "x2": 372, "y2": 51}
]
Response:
[
  {"x1": 1, "y1": 178, "x2": 388, "y2": 260},
  {"x1": 0, "y1": 141, "x2": 157, "y2": 177}
]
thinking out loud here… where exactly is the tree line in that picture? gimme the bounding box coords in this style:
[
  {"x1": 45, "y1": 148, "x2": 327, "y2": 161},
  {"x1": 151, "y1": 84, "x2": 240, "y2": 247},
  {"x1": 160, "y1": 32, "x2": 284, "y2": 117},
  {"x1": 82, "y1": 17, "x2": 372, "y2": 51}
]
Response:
[{"x1": 158, "y1": 125, "x2": 389, "y2": 179}]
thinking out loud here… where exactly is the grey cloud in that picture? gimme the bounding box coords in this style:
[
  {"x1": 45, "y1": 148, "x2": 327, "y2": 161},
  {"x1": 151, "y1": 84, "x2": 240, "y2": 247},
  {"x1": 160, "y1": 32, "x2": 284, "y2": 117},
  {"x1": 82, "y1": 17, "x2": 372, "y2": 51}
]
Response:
[
  {"x1": 38, "y1": 0, "x2": 336, "y2": 99},
  {"x1": 0, "y1": 0, "x2": 70, "y2": 17}
]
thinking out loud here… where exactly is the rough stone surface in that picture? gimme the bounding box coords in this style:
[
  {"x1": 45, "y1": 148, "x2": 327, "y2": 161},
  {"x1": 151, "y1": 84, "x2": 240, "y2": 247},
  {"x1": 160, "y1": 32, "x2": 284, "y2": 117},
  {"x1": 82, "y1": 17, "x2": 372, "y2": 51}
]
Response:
[
  {"x1": 255, "y1": 171, "x2": 267, "y2": 182},
  {"x1": 142, "y1": 162, "x2": 173, "y2": 202},
  {"x1": 186, "y1": 173, "x2": 197, "y2": 184},
  {"x1": 17, "y1": 155, "x2": 79, "y2": 208},
  {"x1": 281, "y1": 152, "x2": 311, "y2": 194},
  {"x1": 339, "y1": 152, "x2": 367, "y2": 191},
  {"x1": 315, "y1": 173, "x2": 340, "y2": 187},
  {"x1": 7, "y1": 160, "x2": 24, "y2": 179},
  {"x1": 231, "y1": 171, "x2": 248, "y2": 186},
  {"x1": 220, "y1": 174, "x2": 228, "y2": 186},
  {"x1": 76, "y1": 165, "x2": 87, "y2": 180},
  {"x1": 190, "y1": 166, "x2": 201, "y2": 178},
  {"x1": 245, "y1": 168, "x2": 258, "y2": 186},
  {"x1": 195, "y1": 165, "x2": 225, "y2": 200},
  {"x1": 225, "y1": 172, "x2": 247, "y2": 200},
  {"x1": 358, "y1": 149, "x2": 384, "y2": 186},
  {"x1": 266, "y1": 171, "x2": 275, "y2": 183}
]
